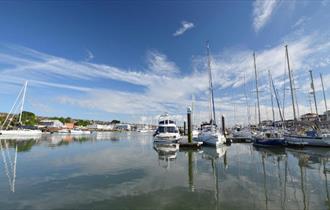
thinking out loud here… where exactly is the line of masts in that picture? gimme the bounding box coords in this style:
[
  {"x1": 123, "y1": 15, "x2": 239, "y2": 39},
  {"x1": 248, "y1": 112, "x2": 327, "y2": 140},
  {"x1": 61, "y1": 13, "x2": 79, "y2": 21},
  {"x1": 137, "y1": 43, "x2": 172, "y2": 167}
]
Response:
[{"x1": 252, "y1": 45, "x2": 328, "y2": 126}]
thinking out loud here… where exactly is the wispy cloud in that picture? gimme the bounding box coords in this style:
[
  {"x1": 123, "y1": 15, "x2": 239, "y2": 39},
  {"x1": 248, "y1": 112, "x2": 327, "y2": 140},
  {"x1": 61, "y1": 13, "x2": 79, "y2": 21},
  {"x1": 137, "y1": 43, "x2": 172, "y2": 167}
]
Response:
[
  {"x1": 0, "y1": 31, "x2": 330, "y2": 125},
  {"x1": 146, "y1": 50, "x2": 179, "y2": 76},
  {"x1": 173, "y1": 21, "x2": 194, "y2": 37},
  {"x1": 85, "y1": 49, "x2": 94, "y2": 62},
  {"x1": 253, "y1": 0, "x2": 280, "y2": 32}
]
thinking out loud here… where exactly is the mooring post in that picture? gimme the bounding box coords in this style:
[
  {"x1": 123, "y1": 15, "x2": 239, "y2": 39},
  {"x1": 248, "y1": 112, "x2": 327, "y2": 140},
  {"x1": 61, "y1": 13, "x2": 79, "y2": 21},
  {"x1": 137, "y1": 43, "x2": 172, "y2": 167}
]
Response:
[
  {"x1": 187, "y1": 106, "x2": 192, "y2": 143},
  {"x1": 222, "y1": 115, "x2": 231, "y2": 145},
  {"x1": 221, "y1": 115, "x2": 226, "y2": 137},
  {"x1": 183, "y1": 121, "x2": 186, "y2": 136}
]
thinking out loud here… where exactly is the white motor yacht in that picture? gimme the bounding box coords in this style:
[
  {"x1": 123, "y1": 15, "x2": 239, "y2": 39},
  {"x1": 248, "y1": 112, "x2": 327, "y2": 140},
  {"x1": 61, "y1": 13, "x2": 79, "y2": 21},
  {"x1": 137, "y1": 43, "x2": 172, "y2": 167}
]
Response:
[{"x1": 153, "y1": 114, "x2": 181, "y2": 142}]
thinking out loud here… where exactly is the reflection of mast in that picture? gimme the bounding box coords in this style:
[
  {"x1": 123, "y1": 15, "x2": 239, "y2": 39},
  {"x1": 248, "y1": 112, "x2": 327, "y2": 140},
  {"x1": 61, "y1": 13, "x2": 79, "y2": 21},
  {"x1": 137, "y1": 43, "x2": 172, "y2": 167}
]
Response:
[
  {"x1": 298, "y1": 156, "x2": 308, "y2": 210},
  {"x1": 262, "y1": 155, "x2": 269, "y2": 210},
  {"x1": 0, "y1": 140, "x2": 18, "y2": 193},
  {"x1": 211, "y1": 158, "x2": 219, "y2": 210},
  {"x1": 283, "y1": 156, "x2": 288, "y2": 210},
  {"x1": 323, "y1": 160, "x2": 330, "y2": 207},
  {"x1": 188, "y1": 150, "x2": 195, "y2": 192}
]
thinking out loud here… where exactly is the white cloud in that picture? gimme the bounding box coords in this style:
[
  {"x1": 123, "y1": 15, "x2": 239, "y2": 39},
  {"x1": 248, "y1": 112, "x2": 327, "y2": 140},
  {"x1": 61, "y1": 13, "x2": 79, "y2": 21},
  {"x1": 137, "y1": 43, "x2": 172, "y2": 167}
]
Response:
[
  {"x1": 173, "y1": 21, "x2": 194, "y2": 37},
  {"x1": 0, "y1": 30, "x2": 330, "y2": 125},
  {"x1": 253, "y1": 0, "x2": 280, "y2": 32},
  {"x1": 146, "y1": 50, "x2": 179, "y2": 76}
]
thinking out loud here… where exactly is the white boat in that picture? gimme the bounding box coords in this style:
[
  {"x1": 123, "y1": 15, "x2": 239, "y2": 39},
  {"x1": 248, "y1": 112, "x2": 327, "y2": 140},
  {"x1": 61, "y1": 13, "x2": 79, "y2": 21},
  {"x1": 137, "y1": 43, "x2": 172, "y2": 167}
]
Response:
[
  {"x1": 231, "y1": 126, "x2": 253, "y2": 140},
  {"x1": 198, "y1": 124, "x2": 226, "y2": 147},
  {"x1": 70, "y1": 129, "x2": 91, "y2": 135},
  {"x1": 285, "y1": 134, "x2": 330, "y2": 147},
  {"x1": 153, "y1": 114, "x2": 181, "y2": 142},
  {"x1": 0, "y1": 129, "x2": 42, "y2": 140},
  {"x1": 196, "y1": 43, "x2": 226, "y2": 147},
  {"x1": 192, "y1": 129, "x2": 200, "y2": 139},
  {"x1": 0, "y1": 81, "x2": 42, "y2": 139},
  {"x1": 57, "y1": 129, "x2": 69, "y2": 134}
]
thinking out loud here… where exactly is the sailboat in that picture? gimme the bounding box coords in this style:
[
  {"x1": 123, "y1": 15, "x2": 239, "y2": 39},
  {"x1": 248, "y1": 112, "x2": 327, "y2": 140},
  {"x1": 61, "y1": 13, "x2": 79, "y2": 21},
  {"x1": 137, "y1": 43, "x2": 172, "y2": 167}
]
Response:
[
  {"x1": 283, "y1": 48, "x2": 330, "y2": 147},
  {"x1": 252, "y1": 55, "x2": 285, "y2": 147},
  {"x1": 196, "y1": 42, "x2": 226, "y2": 147},
  {"x1": 0, "y1": 81, "x2": 42, "y2": 139}
]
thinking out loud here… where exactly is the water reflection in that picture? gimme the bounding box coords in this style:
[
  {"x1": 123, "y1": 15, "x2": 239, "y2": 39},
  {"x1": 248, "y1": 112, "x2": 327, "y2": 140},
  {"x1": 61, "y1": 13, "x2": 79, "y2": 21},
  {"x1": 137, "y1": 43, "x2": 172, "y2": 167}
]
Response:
[
  {"x1": 201, "y1": 146, "x2": 227, "y2": 210},
  {"x1": 0, "y1": 140, "x2": 17, "y2": 192},
  {"x1": 153, "y1": 142, "x2": 179, "y2": 169},
  {"x1": 0, "y1": 133, "x2": 329, "y2": 210}
]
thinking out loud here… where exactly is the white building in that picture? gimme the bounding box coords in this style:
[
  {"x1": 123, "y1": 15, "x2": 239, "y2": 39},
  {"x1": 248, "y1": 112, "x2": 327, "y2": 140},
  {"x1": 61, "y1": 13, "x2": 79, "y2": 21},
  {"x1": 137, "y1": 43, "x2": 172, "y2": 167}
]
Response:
[
  {"x1": 115, "y1": 124, "x2": 131, "y2": 131},
  {"x1": 87, "y1": 124, "x2": 114, "y2": 130},
  {"x1": 39, "y1": 119, "x2": 64, "y2": 128}
]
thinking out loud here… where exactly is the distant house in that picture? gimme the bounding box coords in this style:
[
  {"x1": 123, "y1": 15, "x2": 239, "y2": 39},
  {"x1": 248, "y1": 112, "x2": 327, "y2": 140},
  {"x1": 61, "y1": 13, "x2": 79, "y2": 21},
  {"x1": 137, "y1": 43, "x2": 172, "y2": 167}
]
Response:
[
  {"x1": 260, "y1": 120, "x2": 273, "y2": 127},
  {"x1": 39, "y1": 119, "x2": 64, "y2": 128},
  {"x1": 300, "y1": 113, "x2": 319, "y2": 122},
  {"x1": 324, "y1": 110, "x2": 330, "y2": 121},
  {"x1": 115, "y1": 124, "x2": 131, "y2": 131},
  {"x1": 87, "y1": 124, "x2": 114, "y2": 130},
  {"x1": 64, "y1": 123, "x2": 74, "y2": 129}
]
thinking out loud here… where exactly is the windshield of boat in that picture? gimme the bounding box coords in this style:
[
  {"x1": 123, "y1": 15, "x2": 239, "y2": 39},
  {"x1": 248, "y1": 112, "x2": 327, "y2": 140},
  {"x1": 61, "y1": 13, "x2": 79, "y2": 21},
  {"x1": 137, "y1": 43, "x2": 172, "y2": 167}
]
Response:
[
  {"x1": 159, "y1": 120, "x2": 175, "y2": 125},
  {"x1": 158, "y1": 126, "x2": 178, "y2": 133}
]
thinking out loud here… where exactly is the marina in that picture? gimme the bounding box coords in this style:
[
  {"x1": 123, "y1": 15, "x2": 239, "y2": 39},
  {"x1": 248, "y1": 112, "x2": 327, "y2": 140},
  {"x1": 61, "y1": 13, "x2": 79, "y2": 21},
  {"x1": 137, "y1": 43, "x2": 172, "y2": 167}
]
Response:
[
  {"x1": 0, "y1": 132, "x2": 329, "y2": 209},
  {"x1": 0, "y1": 1, "x2": 330, "y2": 209}
]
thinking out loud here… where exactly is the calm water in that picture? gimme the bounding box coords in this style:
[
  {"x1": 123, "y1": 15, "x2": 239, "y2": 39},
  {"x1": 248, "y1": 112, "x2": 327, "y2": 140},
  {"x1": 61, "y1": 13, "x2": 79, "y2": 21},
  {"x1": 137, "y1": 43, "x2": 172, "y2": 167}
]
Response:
[{"x1": 0, "y1": 132, "x2": 329, "y2": 210}]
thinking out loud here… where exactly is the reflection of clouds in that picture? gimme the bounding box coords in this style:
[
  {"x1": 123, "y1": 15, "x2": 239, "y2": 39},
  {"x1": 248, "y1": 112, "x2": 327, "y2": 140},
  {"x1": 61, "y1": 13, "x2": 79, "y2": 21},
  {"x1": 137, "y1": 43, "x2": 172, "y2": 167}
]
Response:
[{"x1": 0, "y1": 135, "x2": 329, "y2": 209}]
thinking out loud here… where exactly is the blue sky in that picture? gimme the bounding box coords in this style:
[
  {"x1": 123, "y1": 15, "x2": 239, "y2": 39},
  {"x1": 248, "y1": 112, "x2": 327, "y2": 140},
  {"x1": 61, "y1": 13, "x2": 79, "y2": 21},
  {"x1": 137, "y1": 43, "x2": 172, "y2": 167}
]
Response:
[{"x1": 0, "y1": 1, "x2": 330, "y2": 125}]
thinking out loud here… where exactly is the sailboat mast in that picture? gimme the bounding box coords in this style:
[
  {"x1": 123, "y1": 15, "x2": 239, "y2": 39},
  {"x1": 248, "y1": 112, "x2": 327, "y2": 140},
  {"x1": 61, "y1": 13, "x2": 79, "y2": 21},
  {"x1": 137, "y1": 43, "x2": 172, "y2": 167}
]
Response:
[
  {"x1": 320, "y1": 73, "x2": 328, "y2": 111},
  {"x1": 243, "y1": 74, "x2": 251, "y2": 125},
  {"x1": 268, "y1": 70, "x2": 275, "y2": 123},
  {"x1": 271, "y1": 77, "x2": 284, "y2": 122},
  {"x1": 206, "y1": 42, "x2": 216, "y2": 124},
  {"x1": 285, "y1": 45, "x2": 297, "y2": 121},
  {"x1": 253, "y1": 52, "x2": 261, "y2": 125},
  {"x1": 309, "y1": 70, "x2": 318, "y2": 115},
  {"x1": 18, "y1": 81, "x2": 28, "y2": 125}
]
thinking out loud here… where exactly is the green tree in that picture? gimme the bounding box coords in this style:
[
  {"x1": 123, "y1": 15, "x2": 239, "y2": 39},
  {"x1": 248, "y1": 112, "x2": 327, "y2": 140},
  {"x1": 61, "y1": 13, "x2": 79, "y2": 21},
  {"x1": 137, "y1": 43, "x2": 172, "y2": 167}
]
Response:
[
  {"x1": 21, "y1": 111, "x2": 37, "y2": 126},
  {"x1": 75, "y1": 119, "x2": 91, "y2": 127}
]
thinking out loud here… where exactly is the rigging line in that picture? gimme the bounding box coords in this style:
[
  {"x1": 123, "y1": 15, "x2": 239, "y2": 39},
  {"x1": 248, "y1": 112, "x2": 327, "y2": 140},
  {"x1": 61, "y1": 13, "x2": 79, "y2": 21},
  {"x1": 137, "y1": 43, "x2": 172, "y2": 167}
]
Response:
[{"x1": 1, "y1": 84, "x2": 25, "y2": 129}]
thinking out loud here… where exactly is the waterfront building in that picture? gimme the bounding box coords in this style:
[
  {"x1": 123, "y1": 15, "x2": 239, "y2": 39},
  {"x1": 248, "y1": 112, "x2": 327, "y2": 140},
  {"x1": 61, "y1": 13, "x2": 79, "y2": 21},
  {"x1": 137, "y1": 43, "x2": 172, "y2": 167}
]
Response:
[
  {"x1": 300, "y1": 113, "x2": 319, "y2": 122},
  {"x1": 115, "y1": 124, "x2": 131, "y2": 131},
  {"x1": 39, "y1": 119, "x2": 64, "y2": 128},
  {"x1": 87, "y1": 124, "x2": 114, "y2": 130}
]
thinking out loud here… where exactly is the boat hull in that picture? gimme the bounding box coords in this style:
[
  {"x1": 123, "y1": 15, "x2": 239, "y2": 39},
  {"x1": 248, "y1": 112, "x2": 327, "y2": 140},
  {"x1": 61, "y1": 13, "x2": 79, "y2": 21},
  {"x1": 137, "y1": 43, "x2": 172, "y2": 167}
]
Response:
[
  {"x1": 253, "y1": 137, "x2": 285, "y2": 147},
  {"x1": 284, "y1": 135, "x2": 330, "y2": 147},
  {"x1": 154, "y1": 133, "x2": 181, "y2": 143},
  {"x1": 196, "y1": 132, "x2": 226, "y2": 147},
  {"x1": 0, "y1": 129, "x2": 42, "y2": 140}
]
